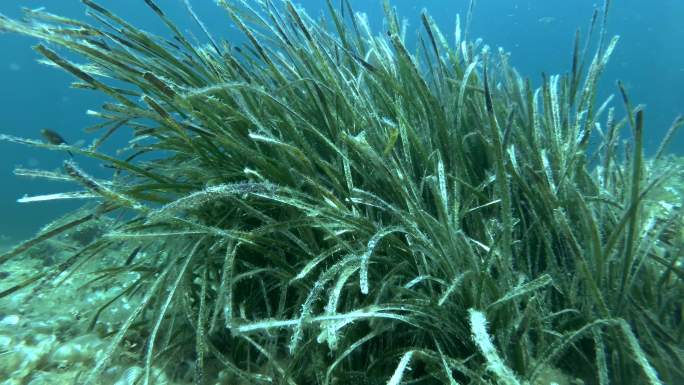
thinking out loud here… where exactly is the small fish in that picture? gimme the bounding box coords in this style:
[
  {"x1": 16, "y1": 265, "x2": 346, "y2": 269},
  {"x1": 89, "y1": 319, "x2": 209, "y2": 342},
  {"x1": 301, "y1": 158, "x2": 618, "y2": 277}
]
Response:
[
  {"x1": 40, "y1": 129, "x2": 73, "y2": 157},
  {"x1": 538, "y1": 16, "x2": 556, "y2": 25},
  {"x1": 124, "y1": 245, "x2": 142, "y2": 266}
]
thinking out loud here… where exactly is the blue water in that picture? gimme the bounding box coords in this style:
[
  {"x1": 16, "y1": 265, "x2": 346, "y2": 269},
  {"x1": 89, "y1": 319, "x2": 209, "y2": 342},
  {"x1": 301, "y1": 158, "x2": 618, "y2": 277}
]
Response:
[{"x1": 1, "y1": 0, "x2": 682, "y2": 240}]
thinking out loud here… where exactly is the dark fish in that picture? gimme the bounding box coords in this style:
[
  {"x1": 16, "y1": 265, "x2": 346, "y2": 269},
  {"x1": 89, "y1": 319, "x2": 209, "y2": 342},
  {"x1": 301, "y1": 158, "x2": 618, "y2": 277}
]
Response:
[
  {"x1": 40, "y1": 129, "x2": 73, "y2": 157},
  {"x1": 124, "y1": 245, "x2": 142, "y2": 266}
]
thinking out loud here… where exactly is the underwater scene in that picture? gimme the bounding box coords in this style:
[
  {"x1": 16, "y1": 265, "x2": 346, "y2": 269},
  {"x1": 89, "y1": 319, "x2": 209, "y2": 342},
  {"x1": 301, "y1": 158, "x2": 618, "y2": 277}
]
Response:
[{"x1": 0, "y1": 0, "x2": 683, "y2": 384}]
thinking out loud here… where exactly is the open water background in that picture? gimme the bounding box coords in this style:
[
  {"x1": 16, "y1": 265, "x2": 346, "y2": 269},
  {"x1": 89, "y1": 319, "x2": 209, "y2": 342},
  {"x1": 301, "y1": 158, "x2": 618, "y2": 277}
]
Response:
[{"x1": 0, "y1": 0, "x2": 682, "y2": 240}]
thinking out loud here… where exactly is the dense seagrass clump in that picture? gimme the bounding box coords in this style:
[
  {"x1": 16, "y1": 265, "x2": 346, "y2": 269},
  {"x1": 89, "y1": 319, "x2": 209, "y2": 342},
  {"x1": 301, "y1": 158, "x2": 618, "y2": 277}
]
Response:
[{"x1": 1, "y1": 0, "x2": 683, "y2": 384}]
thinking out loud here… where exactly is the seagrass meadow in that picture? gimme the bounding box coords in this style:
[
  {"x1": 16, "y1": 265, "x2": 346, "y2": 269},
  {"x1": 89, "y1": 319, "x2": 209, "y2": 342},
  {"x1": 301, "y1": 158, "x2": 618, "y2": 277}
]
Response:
[{"x1": 0, "y1": 0, "x2": 683, "y2": 384}]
